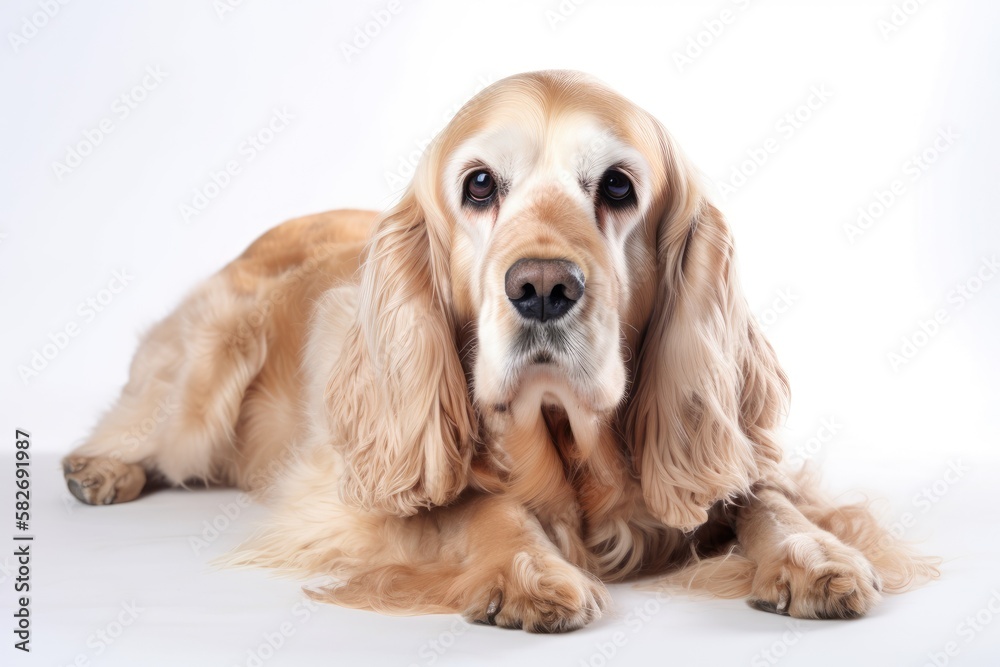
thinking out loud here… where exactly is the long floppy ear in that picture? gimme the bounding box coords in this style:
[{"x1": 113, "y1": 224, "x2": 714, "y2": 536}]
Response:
[
  {"x1": 626, "y1": 192, "x2": 790, "y2": 532},
  {"x1": 328, "y1": 184, "x2": 476, "y2": 516}
]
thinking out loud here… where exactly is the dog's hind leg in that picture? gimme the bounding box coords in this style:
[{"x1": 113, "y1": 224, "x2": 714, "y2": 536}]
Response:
[{"x1": 63, "y1": 275, "x2": 267, "y2": 505}]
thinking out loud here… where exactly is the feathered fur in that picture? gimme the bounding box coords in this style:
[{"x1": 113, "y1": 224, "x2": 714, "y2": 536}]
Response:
[{"x1": 63, "y1": 71, "x2": 937, "y2": 632}]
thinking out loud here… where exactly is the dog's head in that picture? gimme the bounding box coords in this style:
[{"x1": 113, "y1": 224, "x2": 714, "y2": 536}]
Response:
[{"x1": 331, "y1": 71, "x2": 788, "y2": 530}]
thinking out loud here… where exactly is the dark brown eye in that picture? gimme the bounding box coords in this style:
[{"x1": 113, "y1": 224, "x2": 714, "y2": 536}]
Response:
[
  {"x1": 464, "y1": 170, "x2": 497, "y2": 205},
  {"x1": 600, "y1": 169, "x2": 632, "y2": 203}
]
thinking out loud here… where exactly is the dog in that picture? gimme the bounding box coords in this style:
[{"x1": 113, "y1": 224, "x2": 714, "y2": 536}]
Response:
[{"x1": 63, "y1": 70, "x2": 937, "y2": 632}]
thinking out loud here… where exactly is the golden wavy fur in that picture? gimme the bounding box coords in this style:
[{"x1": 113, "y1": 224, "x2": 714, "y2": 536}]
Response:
[{"x1": 63, "y1": 70, "x2": 937, "y2": 632}]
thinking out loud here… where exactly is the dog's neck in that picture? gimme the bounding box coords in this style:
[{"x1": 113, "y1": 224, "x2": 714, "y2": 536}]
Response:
[{"x1": 470, "y1": 374, "x2": 640, "y2": 572}]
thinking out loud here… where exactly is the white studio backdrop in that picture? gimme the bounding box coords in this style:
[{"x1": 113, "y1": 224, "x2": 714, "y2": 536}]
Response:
[
  {"x1": 3, "y1": 1, "x2": 997, "y2": 465},
  {"x1": 1, "y1": 1, "x2": 999, "y2": 665}
]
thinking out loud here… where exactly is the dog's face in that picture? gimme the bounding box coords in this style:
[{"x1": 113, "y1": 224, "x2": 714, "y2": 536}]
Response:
[
  {"x1": 334, "y1": 71, "x2": 788, "y2": 531},
  {"x1": 436, "y1": 78, "x2": 668, "y2": 428}
]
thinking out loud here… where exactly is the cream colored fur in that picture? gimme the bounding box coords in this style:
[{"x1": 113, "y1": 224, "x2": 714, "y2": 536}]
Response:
[{"x1": 63, "y1": 71, "x2": 938, "y2": 632}]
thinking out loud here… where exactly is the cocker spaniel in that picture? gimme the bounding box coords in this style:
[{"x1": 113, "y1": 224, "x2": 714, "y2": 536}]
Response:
[{"x1": 64, "y1": 70, "x2": 937, "y2": 632}]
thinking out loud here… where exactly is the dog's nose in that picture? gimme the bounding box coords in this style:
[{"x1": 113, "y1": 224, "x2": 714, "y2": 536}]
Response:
[{"x1": 504, "y1": 258, "x2": 584, "y2": 322}]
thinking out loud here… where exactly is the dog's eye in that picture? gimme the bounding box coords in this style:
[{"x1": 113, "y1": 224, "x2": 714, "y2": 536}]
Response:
[
  {"x1": 599, "y1": 169, "x2": 633, "y2": 204},
  {"x1": 464, "y1": 170, "x2": 497, "y2": 205}
]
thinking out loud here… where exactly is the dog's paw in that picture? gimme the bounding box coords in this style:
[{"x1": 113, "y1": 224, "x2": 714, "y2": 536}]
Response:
[
  {"x1": 63, "y1": 455, "x2": 146, "y2": 505},
  {"x1": 464, "y1": 551, "x2": 609, "y2": 632},
  {"x1": 748, "y1": 532, "x2": 882, "y2": 619}
]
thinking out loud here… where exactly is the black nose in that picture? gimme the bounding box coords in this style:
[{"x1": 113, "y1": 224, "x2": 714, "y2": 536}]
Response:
[{"x1": 504, "y1": 258, "x2": 585, "y2": 322}]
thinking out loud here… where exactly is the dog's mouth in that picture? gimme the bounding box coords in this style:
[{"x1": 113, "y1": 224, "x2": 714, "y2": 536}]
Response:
[
  {"x1": 509, "y1": 343, "x2": 569, "y2": 390},
  {"x1": 478, "y1": 318, "x2": 624, "y2": 419},
  {"x1": 530, "y1": 350, "x2": 554, "y2": 365},
  {"x1": 512, "y1": 324, "x2": 569, "y2": 359},
  {"x1": 502, "y1": 357, "x2": 592, "y2": 415}
]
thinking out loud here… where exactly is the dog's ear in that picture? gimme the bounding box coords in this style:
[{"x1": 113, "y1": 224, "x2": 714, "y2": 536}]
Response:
[
  {"x1": 328, "y1": 184, "x2": 475, "y2": 516},
  {"x1": 626, "y1": 188, "x2": 790, "y2": 531}
]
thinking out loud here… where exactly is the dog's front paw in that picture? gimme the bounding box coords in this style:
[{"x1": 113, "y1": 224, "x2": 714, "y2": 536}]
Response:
[
  {"x1": 464, "y1": 551, "x2": 609, "y2": 632},
  {"x1": 63, "y1": 455, "x2": 146, "y2": 505},
  {"x1": 748, "y1": 532, "x2": 882, "y2": 619}
]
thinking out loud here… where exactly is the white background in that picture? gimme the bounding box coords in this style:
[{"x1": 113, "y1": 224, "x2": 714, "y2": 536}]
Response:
[{"x1": 1, "y1": 1, "x2": 999, "y2": 665}]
